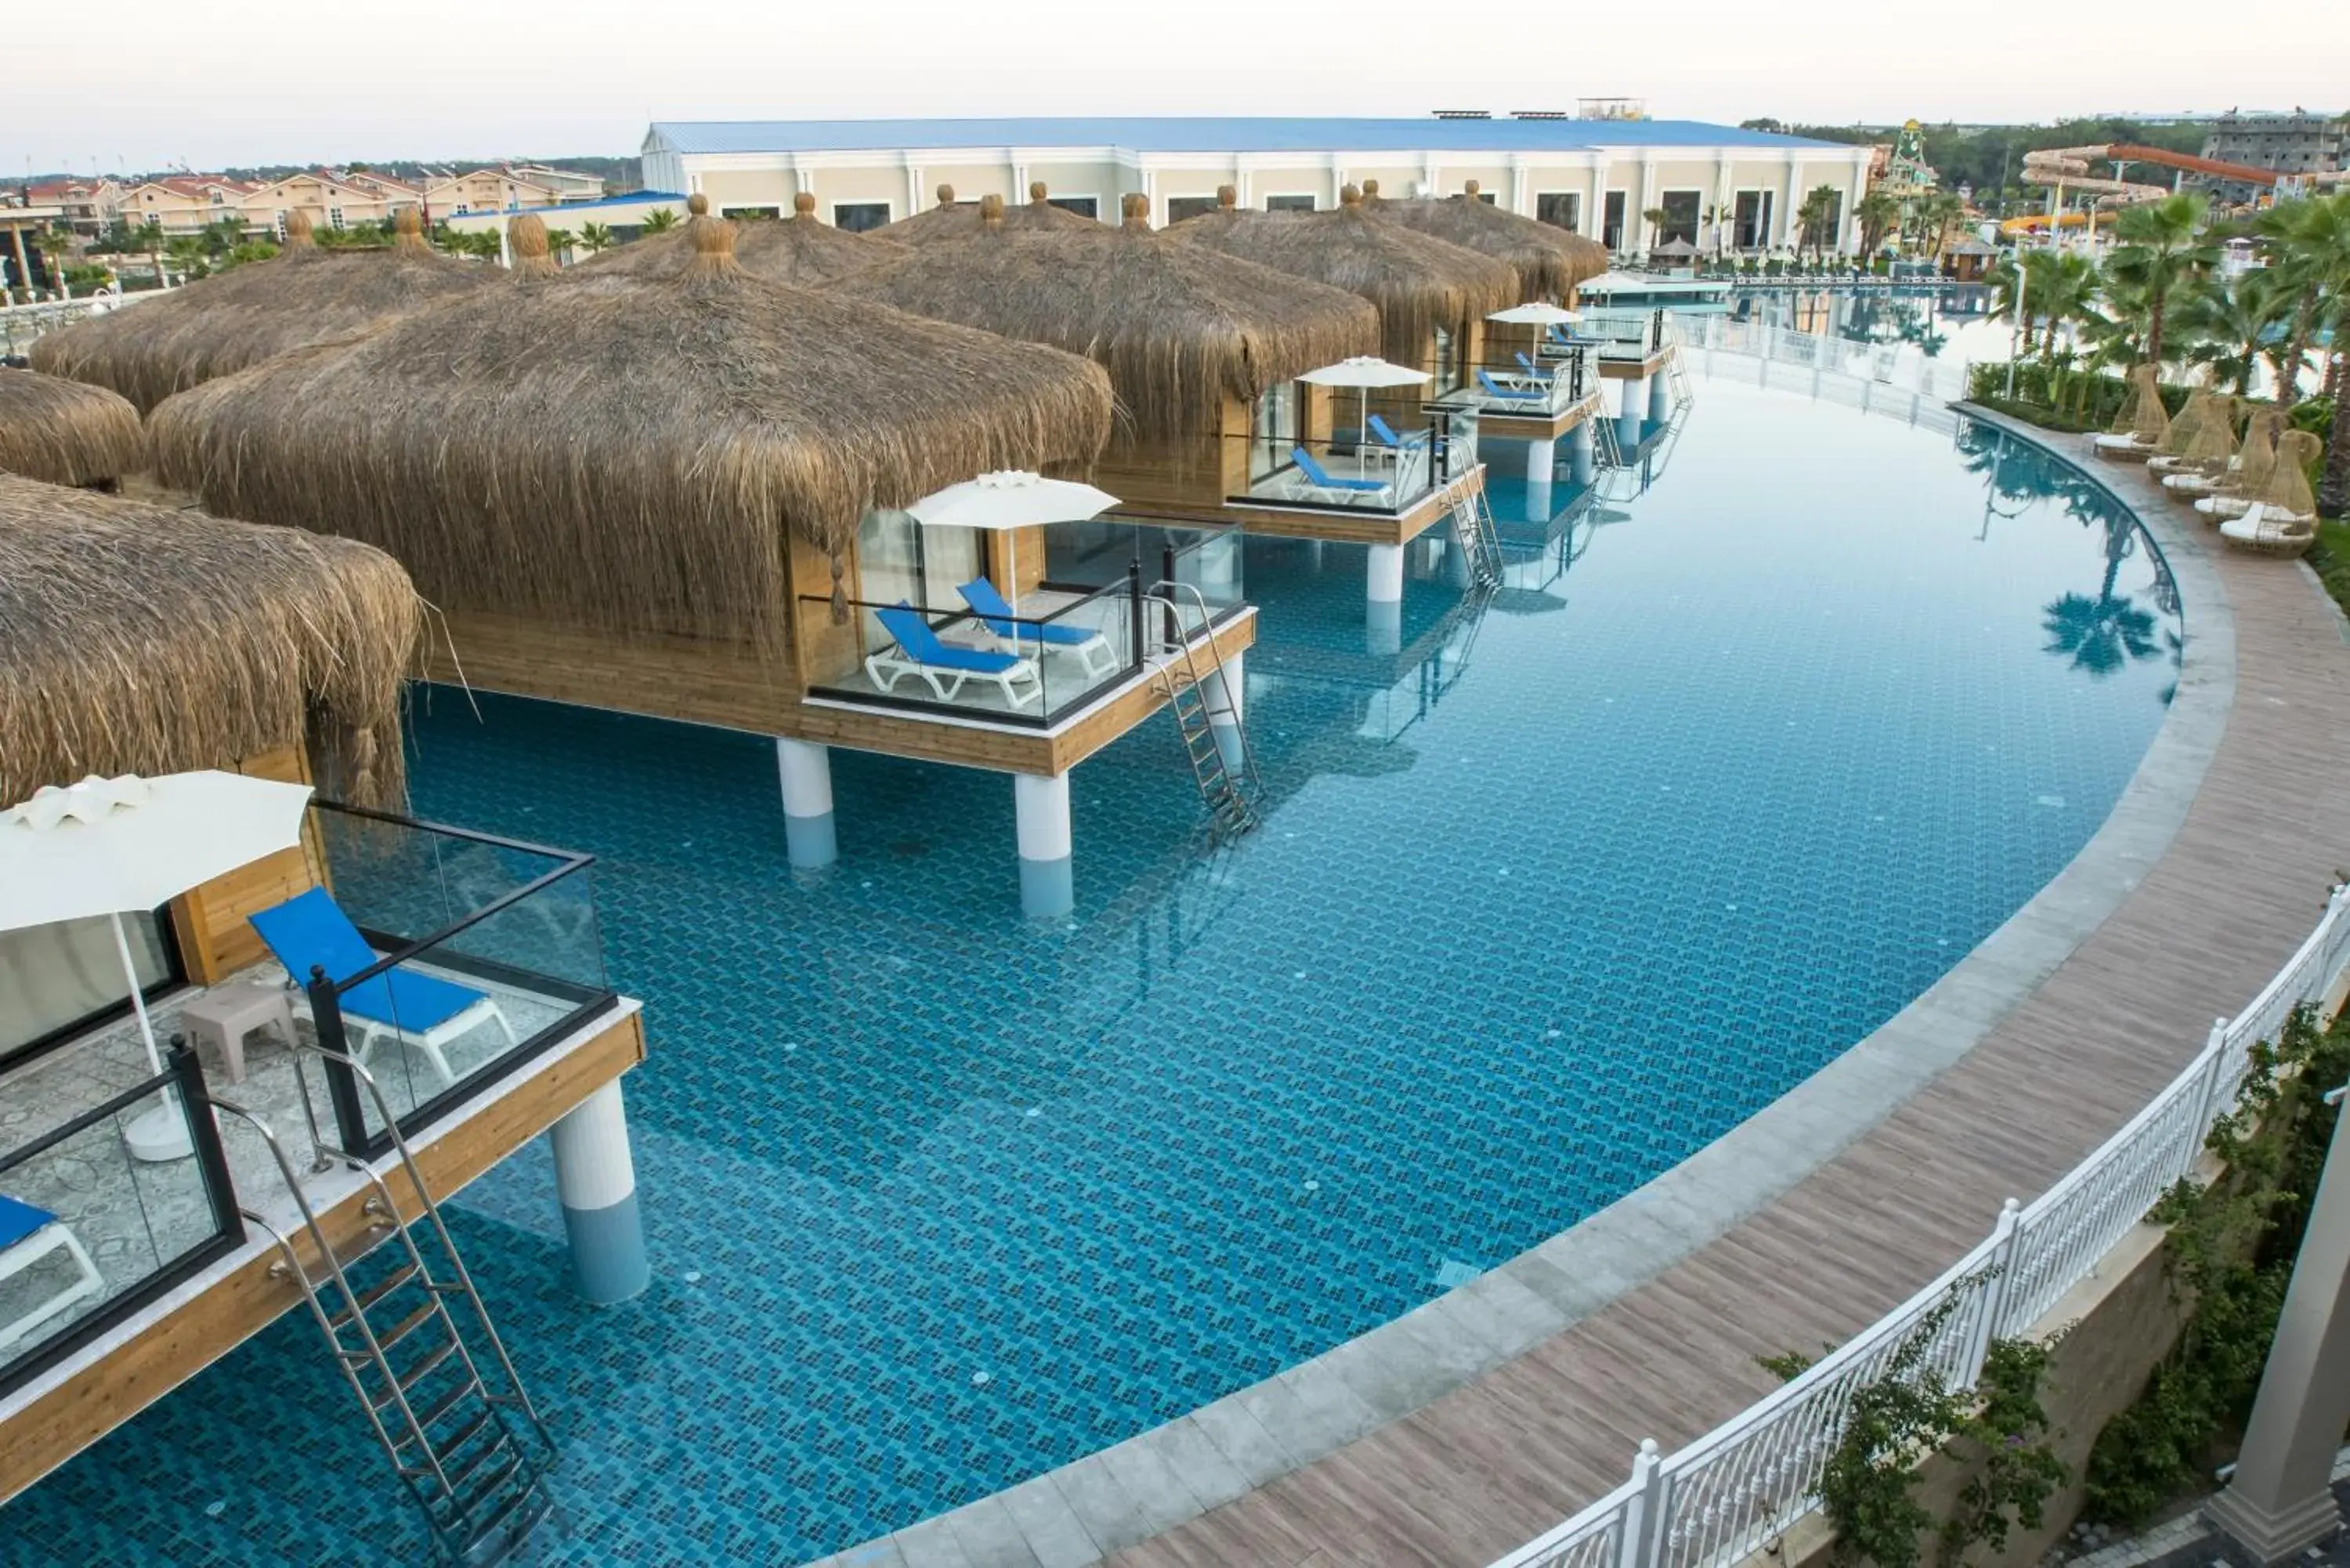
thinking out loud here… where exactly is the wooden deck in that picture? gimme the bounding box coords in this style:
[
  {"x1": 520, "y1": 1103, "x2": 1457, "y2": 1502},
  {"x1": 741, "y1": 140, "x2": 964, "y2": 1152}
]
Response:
[{"x1": 1092, "y1": 420, "x2": 2350, "y2": 1567}]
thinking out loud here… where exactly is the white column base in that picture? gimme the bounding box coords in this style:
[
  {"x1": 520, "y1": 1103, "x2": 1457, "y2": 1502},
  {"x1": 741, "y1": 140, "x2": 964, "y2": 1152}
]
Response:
[
  {"x1": 550, "y1": 1079, "x2": 648, "y2": 1305},
  {"x1": 1014, "y1": 771, "x2": 1073, "y2": 918},
  {"x1": 776, "y1": 738, "x2": 837, "y2": 869}
]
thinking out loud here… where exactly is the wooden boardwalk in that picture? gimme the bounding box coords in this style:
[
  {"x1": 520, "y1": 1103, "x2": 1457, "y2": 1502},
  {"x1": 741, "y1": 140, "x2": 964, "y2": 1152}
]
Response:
[{"x1": 1104, "y1": 423, "x2": 2350, "y2": 1568}]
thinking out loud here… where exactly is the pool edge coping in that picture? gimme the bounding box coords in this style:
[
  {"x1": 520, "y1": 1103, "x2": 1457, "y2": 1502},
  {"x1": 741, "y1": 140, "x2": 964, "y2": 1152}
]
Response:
[{"x1": 806, "y1": 400, "x2": 2236, "y2": 1568}]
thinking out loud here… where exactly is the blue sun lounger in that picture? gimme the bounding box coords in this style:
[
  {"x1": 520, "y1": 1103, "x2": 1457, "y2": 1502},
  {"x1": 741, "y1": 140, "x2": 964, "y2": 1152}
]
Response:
[
  {"x1": 1477, "y1": 369, "x2": 1547, "y2": 403},
  {"x1": 1292, "y1": 445, "x2": 1390, "y2": 500},
  {"x1": 955, "y1": 580, "x2": 1117, "y2": 677},
  {"x1": 867, "y1": 602, "x2": 1043, "y2": 707},
  {"x1": 249, "y1": 886, "x2": 515, "y2": 1087},
  {"x1": 0, "y1": 1194, "x2": 103, "y2": 1352}
]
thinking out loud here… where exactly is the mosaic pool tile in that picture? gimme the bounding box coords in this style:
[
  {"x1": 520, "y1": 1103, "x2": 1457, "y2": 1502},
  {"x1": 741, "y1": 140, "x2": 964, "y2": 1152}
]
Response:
[{"x1": 0, "y1": 378, "x2": 2179, "y2": 1565}]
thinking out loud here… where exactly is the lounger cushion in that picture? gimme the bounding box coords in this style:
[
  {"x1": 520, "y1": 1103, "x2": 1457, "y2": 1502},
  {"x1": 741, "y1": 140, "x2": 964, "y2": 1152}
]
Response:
[
  {"x1": 248, "y1": 887, "x2": 489, "y2": 1035},
  {"x1": 0, "y1": 1195, "x2": 56, "y2": 1252},
  {"x1": 1291, "y1": 446, "x2": 1386, "y2": 491},
  {"x1": 875, "y1": 604, "x2": 1023, "y2": 673},
  {"x1": 956, "y1": 580, "x2": 1100, "y2": 647}
]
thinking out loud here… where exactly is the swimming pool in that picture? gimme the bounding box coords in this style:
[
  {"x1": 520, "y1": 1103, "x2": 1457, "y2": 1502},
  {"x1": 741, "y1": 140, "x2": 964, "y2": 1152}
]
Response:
[{"x1": 1, "y1": 375, "x2": 2182, "y2": 1566}]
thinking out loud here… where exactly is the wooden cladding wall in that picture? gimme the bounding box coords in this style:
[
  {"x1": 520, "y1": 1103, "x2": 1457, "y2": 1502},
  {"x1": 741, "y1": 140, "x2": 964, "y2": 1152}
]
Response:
[{"x1": 168, "y1": 745, "x2": 326, "y2": 985}]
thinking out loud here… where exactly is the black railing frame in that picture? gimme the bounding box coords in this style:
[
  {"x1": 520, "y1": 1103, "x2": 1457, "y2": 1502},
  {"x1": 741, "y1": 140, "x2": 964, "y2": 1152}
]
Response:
[
  {"x1": 0, "y1": 1042, "x2": 244, "y2": 1400},
  {"x1": 305, "y1": 804, "x2": 616, "y2": 1161}
]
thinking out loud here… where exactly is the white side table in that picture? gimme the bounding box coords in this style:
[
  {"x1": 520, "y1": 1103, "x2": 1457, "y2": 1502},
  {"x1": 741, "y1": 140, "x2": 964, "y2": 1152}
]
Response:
[{"x1": 177, "y1": 981, "x2": 295, "y2": 1085}]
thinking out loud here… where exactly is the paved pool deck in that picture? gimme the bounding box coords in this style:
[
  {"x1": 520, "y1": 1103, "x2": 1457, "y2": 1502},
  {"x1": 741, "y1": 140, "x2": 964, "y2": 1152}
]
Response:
[{"x1": 812, "y1": 403, "x2": 2350, "y2": 1568}]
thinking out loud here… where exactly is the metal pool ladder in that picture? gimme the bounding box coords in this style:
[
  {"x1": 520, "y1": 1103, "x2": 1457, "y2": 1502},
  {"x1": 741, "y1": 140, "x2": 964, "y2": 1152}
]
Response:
[
  {"x1": 1145, "y1": 580, "x2": 1260, "y2": 835},
  {"x1": 1448, "y1": 481, "x2": 1505, "y2": 590},
  {"x1": 210, "y1": 1040, "x2": 555, "y2": 1567}
]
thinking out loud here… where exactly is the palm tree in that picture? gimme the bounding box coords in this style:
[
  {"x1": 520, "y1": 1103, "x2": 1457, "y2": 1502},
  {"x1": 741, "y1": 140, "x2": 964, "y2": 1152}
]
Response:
[
  {"x1": 544, "y1": 227, "x2": 577, "y2": 263},
  {"x1": 1856, "y1": 189, "x2": 1900, "y2": 258},
  {"x1": 1796, "y1": 185, "x2": 1842, "y2": 262},
  {"x1": 164, "y1": 234, "x2": 208, "y2": 281},
  {"x1": 1914, "y1": 191, "x2": 1965, "y2": 262},
  {"x1": 1640, "y1": 205, "x2": 1671, "y2": 251},
  {"x1": 2179, "y1": 269, "x2": 2290, "y2": 396},
  {"x1": 133, "y1": 219, "x2": 166, "y2": 287},
  {"x1": 577, "y1": 222, "x2": 613, "y2": 255},
  {"x1": 639, "y1": 208, "x2": 680, "y2": 234},
  {"x1": 2255, "y1": 194, "x2": 2350, "y2": 406},
  {"x1": 2105, "y1": 193, "x2": 2217, "y2": 369}
]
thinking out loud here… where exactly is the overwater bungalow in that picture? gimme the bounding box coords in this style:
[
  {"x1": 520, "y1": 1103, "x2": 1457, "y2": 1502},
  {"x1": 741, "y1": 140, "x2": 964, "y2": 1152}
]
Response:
[
  {"x1": 27, "y1": 210, "x2": 490, "y2": 412},
  {"x1": 832, "y1": 190, "x2": 1496, "y2": 634},
  {"x1": 150, "y1": 217, "x2": 1252, "y2": 915},
  {"x1": 0, "y1": 367, "x2": 146, "y2": 489},
  {"x1": 0, "y1": 475, "x2": 649, "y2": 1563},
  {"x1": 577, "y1": 190, "x2": 897, "y2": 283}
]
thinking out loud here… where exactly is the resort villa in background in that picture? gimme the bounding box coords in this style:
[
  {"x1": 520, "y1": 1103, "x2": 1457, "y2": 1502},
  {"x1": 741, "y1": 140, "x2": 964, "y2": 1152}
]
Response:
[{"x1": 635, "y1": 114, "x2": 1876, "y2": 255}]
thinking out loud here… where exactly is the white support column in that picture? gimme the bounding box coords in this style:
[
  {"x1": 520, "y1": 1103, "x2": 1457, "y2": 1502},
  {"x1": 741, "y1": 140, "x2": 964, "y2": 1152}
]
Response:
[
  {"x1": 2210, "y1": 1097, "x2": 2350, "y2": 1562},
  {"x1": 1647, "y1": 373, "x2": 1672, "y2": 425},
  {"x1": 1525, "y1": 432, "x2": 1557, "y2": 516},
  {"x1": 1618, "y1": 375, "x2": 1647, "y2": 452},
  {"x1": 549, "y1": 1079, "x2": 648, "y2": 1306},
  {"x1": 1202, "y1": 649, "x2": 1246, "y2": 773},
  {"x1": 1366, "y1": 542, "x2": 1405, "y2": 655},
  {"x1": 1014, "y1": 771, "x2": 1073, "y2": 919},
  {"x1": 775, "y1": 738, "x2": 837, "y2": 869},
  {"x1": 1571, "y1": 419, "x2": 1597, "y2": 486}
]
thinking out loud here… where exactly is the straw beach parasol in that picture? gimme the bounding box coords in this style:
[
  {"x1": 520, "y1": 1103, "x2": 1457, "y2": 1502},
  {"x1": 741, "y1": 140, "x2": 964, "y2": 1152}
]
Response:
[
  {"x1": 577, "y1": 192, "x2": 899, "y2": 285},
  {"x1": 148, "y1": 215, "x2": 1114, "y2": 655},
  {"x1": 29, "y1": 209, "x2": 491, "y2": 412},
  {"x1": 0, "y1": 367, "x2": 146, "y2": 487},
  {"x1": 884, "y1": 182, "x2": 1104, "y2": 246},
  {"x1": 1363, "y1": 179, "x2": 1608, "y2": 303},
  {"x1": 1164, "y1": 185, "x2": 1517, "y2": 366},
  {"x1": 828, "y1": 193, "x2": 1380, "y2": 432},
  {"x1": 0, "y1": 475, "x2": 421, "y2": 808}
]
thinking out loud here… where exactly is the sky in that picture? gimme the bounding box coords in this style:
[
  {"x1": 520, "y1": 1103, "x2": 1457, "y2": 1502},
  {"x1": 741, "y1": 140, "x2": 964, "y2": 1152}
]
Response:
[{"x1": 9, "y1": 0, "x2": 2348, "y2": 175}]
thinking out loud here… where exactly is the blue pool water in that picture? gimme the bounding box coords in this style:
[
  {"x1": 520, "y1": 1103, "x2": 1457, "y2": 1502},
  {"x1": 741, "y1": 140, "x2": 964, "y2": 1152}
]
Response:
[{"x1": 3, "y1": 376, "x2": 2183, "y2": 1566}]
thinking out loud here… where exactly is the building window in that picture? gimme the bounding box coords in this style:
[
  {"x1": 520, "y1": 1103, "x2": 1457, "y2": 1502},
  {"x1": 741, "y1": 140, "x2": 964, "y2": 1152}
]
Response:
[
  {"x1": 1264, "y1": 193, "x2": 1315, "y2": 212},
  {"x1": 1602, "y1": 190, "x2": 1628, "y2": 251},
  {"x1": 722, "y1": 205, "x2": 783, "y2": 221},
  {"x1": 1733, "y1": 190, "x2": 1774, "y2": 250},
  {"x1": 329, "y1": 208, "x2": 345, "y2": 230},
  {"x1": 1470, "y1": 189, "x2": 1497, "y2": 204},
  {"x1": 1166, "y1": 195, "x2": 1221, "y2": 224},
  {"x1": 833, "y1": 201, "x2": 891, "y2": 233},
  {"x1": 1047, "y1": 196, "x2": 1099, "y2": 218},
  {"x1": 1654, "y1": 190, "x2": 1701, "y2": 247},
  {"x1": 1536, "y1": 191, "x2": 1582, "y2": 232}
]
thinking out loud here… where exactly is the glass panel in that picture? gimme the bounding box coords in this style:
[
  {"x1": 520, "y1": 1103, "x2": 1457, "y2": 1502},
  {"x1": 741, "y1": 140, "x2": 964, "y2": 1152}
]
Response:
[
  {"x1": 855, "y1": 508, "x2": 925, "y2": 654},
  {"x1": 0, "y1": 913, "x2": 171, "y2": 1067},
  {"x1": 1046, "y1": 197, "x2": 1097, "y2": 218},
  {"x1": 1536, "y1": 191, "x2": 1581, "y2": 231},
  {"x1": 1264, "y1": 193, "x2": 1315, "y2": 212},
  {"x1": 1165, "y1": 195, "x2": 1219, "y2": 225},
  {"x1": 1603, "y1": 191, "x2": 1627, "y2": 251},
  {"x1": 1250, "y1": 385, "x2": 1293, "y2": 482},
  {"x1": 1234, "y1": 429, "x2": 1441, "y2": 512},
  {"x1": 0, "y1": 1076, "x2": 227, "y2": 1383},
  {"x1": 832, "y1": 202, "x2": 891, "y2": 233},
  {"x1": 920, "y1": 524, "x2": 982, "y2": 612}
]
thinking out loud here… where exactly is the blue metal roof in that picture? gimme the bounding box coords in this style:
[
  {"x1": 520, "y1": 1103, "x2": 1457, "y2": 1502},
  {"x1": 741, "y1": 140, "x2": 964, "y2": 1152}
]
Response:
[{"x1": 648, "y1": 117, "x2": 1850, "y2": 156}]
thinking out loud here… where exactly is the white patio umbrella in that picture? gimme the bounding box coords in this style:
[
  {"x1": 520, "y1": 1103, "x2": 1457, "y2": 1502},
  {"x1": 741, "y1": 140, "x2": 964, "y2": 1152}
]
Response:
[
  {"x1": 1300, "y1": 357, "x2": 1436, "y2": 474},
  {"x1": 906, "y1": 471, "x2": 1120, "y2": 612},
  {"x1": 1487, "y1": 302, "x2": 1582, "y2": 326},
  {"x1": 0, "y1": 771, "x2": 314, "y2": 1162}
]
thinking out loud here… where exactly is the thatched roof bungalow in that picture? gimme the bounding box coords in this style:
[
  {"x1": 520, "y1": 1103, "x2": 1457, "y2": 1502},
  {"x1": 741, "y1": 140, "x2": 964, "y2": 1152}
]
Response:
[
  {"x1": 884, "y1": 182, "x2": 1104, "y2": 245},
  {"x1": 29, "y1": 209, "x2": 491, "y2": 412},
  {"x1": 146, "y1": 216, "x2": 1129, "y2": 771},
  {"x1": 1165, "y1": 185, "x2": 1517, "y2": 381},
  {"x1": 577, "y1": 192, "x2": 898, "y2": 285},
  {"x1": 1361, "y1": 179, "x2": 1608, "y2": 304},
  {"x1": 0, "y1": 474, "x2": 419, "y2": 811},
  {"x1": 829, "y1": 193, "x2": 1380, "y2": 517},
  {"x1": 0, "y1": 368, "x2": 146, "y2": 488}
]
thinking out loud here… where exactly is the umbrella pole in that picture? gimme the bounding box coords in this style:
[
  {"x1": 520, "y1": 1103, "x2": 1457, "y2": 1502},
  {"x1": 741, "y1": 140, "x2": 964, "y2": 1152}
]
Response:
[{"x1": 110, "y1": 909, "x2": 164, "y2": 1076}]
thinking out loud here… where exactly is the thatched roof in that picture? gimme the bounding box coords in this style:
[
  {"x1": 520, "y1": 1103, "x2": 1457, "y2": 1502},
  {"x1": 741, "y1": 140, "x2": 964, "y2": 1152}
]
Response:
[
  {"x1": 28, "y1": 209, "x2": 493, "y2": 413},
  {"x1": 1164, "y1": 185, "x2": 1518, "y2": 363},
  {"x1": 577, "y1": 192, "x2": 899, "y2": 285},
  {"x1": 0, "y1": 368, "x2": 146, "y2": 486},
  {"x1": 827, "y1": 194, "x2": 1380, "y2": 433},
  {"x1": 148, "y1": 215, "x2": 1114, "y2": 655},
  {"x1": 0, "y1": 474, "x2": 421, "y2": 809},
  {"x1": 883, "y1": 182, "x2": 1105, "y2": 246},
  {"x1": 1361, "y1": 179, "x2": 1608, "y2": 302}
]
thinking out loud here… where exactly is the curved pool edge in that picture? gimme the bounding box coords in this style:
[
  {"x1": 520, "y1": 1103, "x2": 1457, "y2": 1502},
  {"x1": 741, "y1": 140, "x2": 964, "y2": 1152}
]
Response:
[{"x1": 804, "y1": 404, "x2": 2237, "y2": 1568}]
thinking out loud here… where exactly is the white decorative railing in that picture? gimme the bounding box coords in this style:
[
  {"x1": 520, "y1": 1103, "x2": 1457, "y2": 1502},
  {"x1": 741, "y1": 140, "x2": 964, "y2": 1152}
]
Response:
[
  {"x1": 1493, "y1": 885, "x2": 2350, "y2": 1568},
  {"x1": 0, "y1": 289, "x2": 153, "y2": 359},
  {"x1": 1683, "y1": 314, "x2": 1972, "y2": 434}
]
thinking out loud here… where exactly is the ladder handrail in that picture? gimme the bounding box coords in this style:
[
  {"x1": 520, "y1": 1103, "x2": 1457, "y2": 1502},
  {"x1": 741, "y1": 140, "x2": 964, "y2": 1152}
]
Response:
[
  {"x1": 281, "y1": 1031, "x2": 551, "y2": 1443},
  {"x1": 207, "y1": 1095, "x2": 463, "y2": 1509},
  {"x1": 1143, "y1": 583, "x2": 1260, "y2": 829}
]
